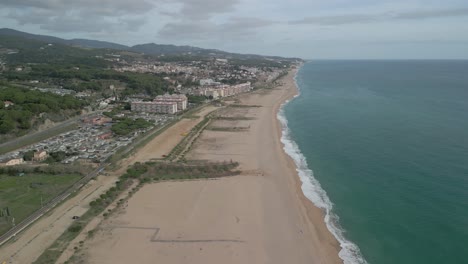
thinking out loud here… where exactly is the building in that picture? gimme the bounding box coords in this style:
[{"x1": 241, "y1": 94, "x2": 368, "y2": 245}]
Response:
[
  {"x1": 98, "y1": 132, "x2": 113, "y2": 140},
  {"x1": 4, "y1": 158, "x2": 24, "y2": 166},
  {"x1": 3, "y1": 101, "x2": 14, "y2": 108},
  {"x1": 193, "y1": 82, "x2": 251, "y2": 99},
  {"x1": 131, "y1": 101, "x2": 177, "y2": 114},
  {"x1": 232, "y1": 82, "x2": 252, "y2": 93},
  {"x1": 83, "y1": 117, "x2": 112, "y2": 126},
  {"x1": 131, "y1": 94, "x2": 187, "y2": 114},
  {"x1": 199, "y1": 79, "x2": 216, "y2": 86},
  {"x1": 199, "y1": 79, "x2": 223, "y2": 86},
  {"x1": 205, "y1": 89, "x2": 220, "y2": 99},
  {"x1": 154, "y1": 94, "x2": 188, "y2": 111},
  {"x1": 32, "y1": 150, "x2": 48, "y2": 162}
]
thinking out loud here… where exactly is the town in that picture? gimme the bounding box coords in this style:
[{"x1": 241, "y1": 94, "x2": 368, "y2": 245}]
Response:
[{"x1": 0, "y1": 51, "x2": 290, "y2": 167}]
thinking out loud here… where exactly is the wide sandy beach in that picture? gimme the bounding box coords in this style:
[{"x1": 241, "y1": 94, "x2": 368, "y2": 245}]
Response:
[{"x1": 77, "y1": 69, "x2": 342, "y2": 264}]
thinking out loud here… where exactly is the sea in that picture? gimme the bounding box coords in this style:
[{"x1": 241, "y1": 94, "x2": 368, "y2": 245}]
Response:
[{"x1": 279, "y1": 60, "x2": 468, "y2": 264}]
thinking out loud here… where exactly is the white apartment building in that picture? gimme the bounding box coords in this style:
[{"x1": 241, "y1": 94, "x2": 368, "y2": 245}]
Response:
[
  {"x1": 154, "y1": 94, "x2": 188, "y2": 111},
  {"x1": 131, "y1": 101, "x2": 177, "y2": 114}
]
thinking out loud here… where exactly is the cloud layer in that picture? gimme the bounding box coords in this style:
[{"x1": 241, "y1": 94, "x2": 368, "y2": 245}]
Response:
[
  {"x1": 1, "y1": 0, "x2": 468, "y2": 58},
  {"x1": 1, "y1": 0, "x2": 154, "y2": 32},
  {"x1": 290, "y1": 8, "x2": 468, "y2": 25}
]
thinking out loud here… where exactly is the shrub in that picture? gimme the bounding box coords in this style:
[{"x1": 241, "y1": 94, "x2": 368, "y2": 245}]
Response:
[{"x1": 68, "y1": 224, "x2": 82, "y2": 233}]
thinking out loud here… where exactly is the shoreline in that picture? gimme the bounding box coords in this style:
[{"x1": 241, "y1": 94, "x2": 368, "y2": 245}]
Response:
[
  {"x1": 71, "y1": 67, "x2": 343, "y2": 264},
  {"x1": 272, "y1": 68, "x2": 344, "y2": 262},
  {"x1": 279, "y1": 66, "x2": 367, "y2": 264}
]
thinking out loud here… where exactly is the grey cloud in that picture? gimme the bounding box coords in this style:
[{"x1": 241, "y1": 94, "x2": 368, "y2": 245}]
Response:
[
  {"x1": 290, "y1": 8, "x2": 468, "y2": 25},
  {"x1": 394, "y1": 8, "x2": 468, "y2": 20},
  {"x1": 159, "y1": 22, "x2": 215, "y2": 39},
  {"x1": 177, "y1": 0, "x2": 240, "y2": 20},
  {"x1": 290, "y1": 14, "x2": 378, "y2": 25},
  {"x1": 0, "y1": 0, "x2": 154, "y2": 33},
  {"x1": 158, "y1": 17, "x2": 274, "y2": 40},
  {"x1": 369, "y1": 39, "x2": 468, "y2": 45},
  {"x1": 0, "y1": 0, "x2": 242, "y2": 33},
  {"x1": 0, "y1": 0, "x2": 154, "y2": 15},
  {"x1": 41, "y1": 17, "x2": 114, "y2": 33}
]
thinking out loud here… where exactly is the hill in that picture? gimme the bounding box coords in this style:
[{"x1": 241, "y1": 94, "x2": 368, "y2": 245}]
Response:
[
  {"x1": 0, "y1": 28, "x2": 301, "y2": 62},
  {"x1": 130, "y1": 43, "x2": 206, "y2": 55},
  {"x1": 0, "y1": 28, "x2": 69, "y2": 46},
  {"x1": 68, "y1": 39, "x2": 129, "y2": 50}
]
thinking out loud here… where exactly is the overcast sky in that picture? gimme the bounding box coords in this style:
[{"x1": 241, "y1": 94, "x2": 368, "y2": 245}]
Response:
[{"x1": 1, "y1": 0, "x2": 468, "y2": 59}]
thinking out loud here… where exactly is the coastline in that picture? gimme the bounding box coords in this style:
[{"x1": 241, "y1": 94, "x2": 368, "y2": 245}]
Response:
[
  {"x1": 69, "y1": 67, "x2": 343, "y2": 264},
  {"x1": 272, "y1": 68, "x2": 344, "y2": 262},
  {"x1": 278, "y1": 66, "x2": 366, "y2": 264}
]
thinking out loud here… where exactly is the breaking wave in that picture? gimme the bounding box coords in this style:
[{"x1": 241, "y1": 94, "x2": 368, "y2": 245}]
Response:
[{"x1": 276, "y1": 71, "x2": 368, "y2": 264}]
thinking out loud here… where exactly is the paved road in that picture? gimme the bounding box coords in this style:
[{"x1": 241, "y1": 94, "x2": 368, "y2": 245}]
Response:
[{"x1": 0, "y1": 164, "x2": 106, "y2": 247}]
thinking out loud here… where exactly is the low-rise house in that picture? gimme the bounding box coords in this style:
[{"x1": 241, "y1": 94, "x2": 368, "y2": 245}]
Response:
[
  {"x1": 98, "y1": 132, "x2": 113, "y2": 140},
  {"x1": 32, "y1": 150, "x2": 48, "y2": 162},
  {"x1": 2, "y1": 158, "x2": 24, "y2": 166},
  {"x1": 3, "y1": 101, "x2": 14, "y2": 108}
]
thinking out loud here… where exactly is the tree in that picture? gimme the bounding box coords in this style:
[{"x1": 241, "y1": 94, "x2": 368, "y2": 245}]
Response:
[
  {"x1": 23, "y1": 150, "x2": 35, "y2": 161},
  {"x1": 0, "y1": 119, "x2": 15, "y2": 134}
]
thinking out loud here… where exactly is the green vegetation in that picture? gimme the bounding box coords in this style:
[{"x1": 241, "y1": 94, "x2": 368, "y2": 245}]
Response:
[
  {"x1": 165, "y1": 115, "x2": 212, "y2": 161},
  {"x1": 229, "y1": 104, "x2": 262, "y2": 108},
  {"x1": 45, "y1": 151, "x2": 79, "y2": 163},
  {"x1": 0, "y1": 35, "x2": 169, "y2": 98},
  {"x1": 0, "y1": 86, "x2": 86, "y2": 134},
  {"x1": 213, "y1": 116, "x2": 255, "y2": 120},
  {"x1": 206, "y1": 126, "x2": 249, "y2": 132},
  {"x1": 130, "y1": 161, "x2": 240, "y2": 181},
  {"x1": 111, "y1": 118, "x2": 152, "y2": 136},
  {"x1": 3, "y1": 65, "x2": 168, "y2": 96},
  {"x1": 0, "y1": 35, "x2": 110, "y2": 65},
  {"x1": 187, "y1": 94, "x2": 207, "y2": 104},
  {"x1": 0, "y1": 172, "x2": 82, "y2": 234},
  {"x1": 0, "y1": 163, "x2": 91, "y2": 177}
]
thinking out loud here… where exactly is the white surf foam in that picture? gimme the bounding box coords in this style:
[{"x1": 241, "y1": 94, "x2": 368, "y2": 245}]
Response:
[{"x1": 276, "y1": 71, "x2": 368, "y2": 264}]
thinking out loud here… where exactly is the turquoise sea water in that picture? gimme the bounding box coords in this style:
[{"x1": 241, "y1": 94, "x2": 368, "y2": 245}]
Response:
[{"x1": 282, "y1": 61, "x2": 468, "y2": 264}]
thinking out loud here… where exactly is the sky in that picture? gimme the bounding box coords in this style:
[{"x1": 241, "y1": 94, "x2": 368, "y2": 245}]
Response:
[{"x1": 1, "y1": 0, "x2": 468, "y2": 59}]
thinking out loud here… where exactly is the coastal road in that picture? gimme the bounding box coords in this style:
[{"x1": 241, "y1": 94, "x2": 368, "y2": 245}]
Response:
[{"x1": 0, "y1": 164, "x2": 105, "y2": 248}]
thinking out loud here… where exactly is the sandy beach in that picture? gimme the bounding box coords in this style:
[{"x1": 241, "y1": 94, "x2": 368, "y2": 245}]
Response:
[{"x1": 78, "y1": 69, "x2": 342, "y2": 264}]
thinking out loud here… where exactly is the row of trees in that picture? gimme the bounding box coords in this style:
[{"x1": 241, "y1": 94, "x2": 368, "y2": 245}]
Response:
[{"x1": 0, "y1": 163, "x2": 91, "y2": 176}]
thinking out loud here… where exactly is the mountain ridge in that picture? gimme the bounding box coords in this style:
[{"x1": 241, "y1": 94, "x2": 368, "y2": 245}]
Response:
[{"x1": 0, "y1": 28, "x2": 300, "y2": 61}]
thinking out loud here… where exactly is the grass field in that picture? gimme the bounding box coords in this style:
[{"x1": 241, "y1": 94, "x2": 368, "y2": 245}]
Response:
[{"x1": 0, "y1": 173, "x2": 82, "y2": 235}]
